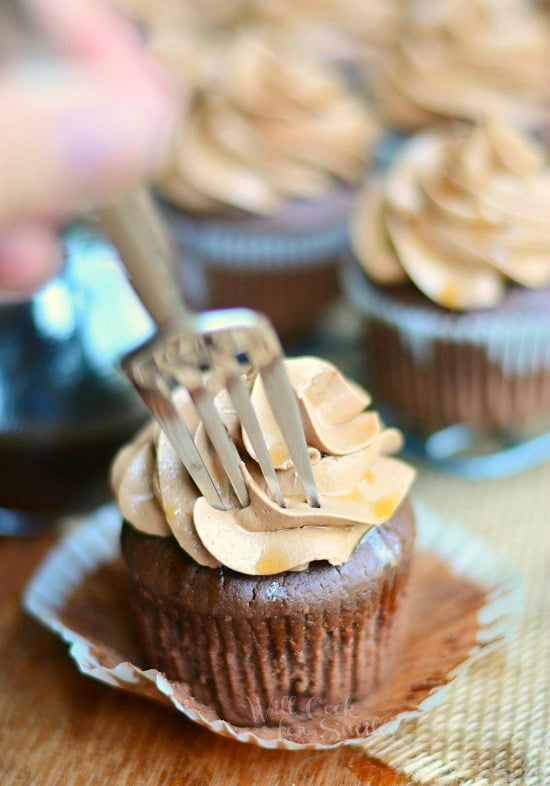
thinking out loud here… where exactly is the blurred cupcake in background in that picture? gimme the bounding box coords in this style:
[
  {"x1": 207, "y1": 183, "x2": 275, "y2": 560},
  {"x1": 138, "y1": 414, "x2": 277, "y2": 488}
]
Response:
[
  {"x1": 347, "y1": 117, "x2": 550, "y2": 434},
  {"x1": 112, "y1": 0, "x2": 380, "y2": 339},
  {"x1": 368, "y1": 0, "x2": 550, "y2": 135}
]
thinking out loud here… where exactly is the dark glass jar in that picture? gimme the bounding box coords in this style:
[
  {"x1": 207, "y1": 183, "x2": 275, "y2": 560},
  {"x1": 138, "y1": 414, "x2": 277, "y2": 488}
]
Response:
[{"x1": 0, "y1": 225, "x2": 152, "y2": 535}]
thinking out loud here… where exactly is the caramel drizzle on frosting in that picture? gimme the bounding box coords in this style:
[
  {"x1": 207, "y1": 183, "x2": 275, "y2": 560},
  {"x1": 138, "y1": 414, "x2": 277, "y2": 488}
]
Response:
[
  {"x1": 352, "y1": 118, "x2": 550, "y2": 310},
  {"x1": 112, "y1": 1, "x2": 379, "y2": 214},
  {"x1": 371, "y1": 0, "x2": 550, "y2": 131},
  {"x1": 111, "y1": 357, "x2": 414, "y2": 575}
]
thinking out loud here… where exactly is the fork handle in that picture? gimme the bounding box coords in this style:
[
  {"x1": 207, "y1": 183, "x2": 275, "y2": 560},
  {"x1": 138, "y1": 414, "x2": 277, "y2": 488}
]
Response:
[
  {"x1": 6, "y1": 1, "x2": 188, "y2": 330},
  {"x1": 95, "y1": 188, "x2": 193, "y2": 330}
]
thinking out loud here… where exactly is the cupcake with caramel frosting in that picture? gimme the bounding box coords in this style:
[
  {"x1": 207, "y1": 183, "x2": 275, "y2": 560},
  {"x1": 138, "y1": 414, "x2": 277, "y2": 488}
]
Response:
[
  {"x1": 112, "y1": 0, "x2": 380, "y2": 338},
  {"x1": 370, "y1": 0, "x2": 550, "y2": 133},
  {"x1": 347, "y1": 119, "x2": 550, "y2": 433},
  {"x1": 113, "y1": 356, "x2": 416, "y2": 726}
]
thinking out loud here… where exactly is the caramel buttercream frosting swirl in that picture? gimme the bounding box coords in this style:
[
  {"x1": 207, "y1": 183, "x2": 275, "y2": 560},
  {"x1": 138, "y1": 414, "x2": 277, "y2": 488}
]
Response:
[
  {"x1": 351, "y1": 118, "x2": 550, "y2": 310},
  {"x1": 370, "y1": 0, "x2": 550, "y2": 132},
  {"x1": 111, "y1": 357, "x2": 414, "y2": 575},
  {"x1": 112, "y1": 1, "x2": 379, "y2": 214}
]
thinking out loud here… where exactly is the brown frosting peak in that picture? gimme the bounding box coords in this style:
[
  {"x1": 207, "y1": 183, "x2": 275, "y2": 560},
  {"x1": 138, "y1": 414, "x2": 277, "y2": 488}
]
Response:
[
  {"x1": 111, "y1": 357, "x2": 414, "y2": 575},
  {"x1": 351, "y1": 118, "x2": 550, "y2": 310},
  {"x1": 371, "y1": 0, "x2": 550, "y2": 132}
]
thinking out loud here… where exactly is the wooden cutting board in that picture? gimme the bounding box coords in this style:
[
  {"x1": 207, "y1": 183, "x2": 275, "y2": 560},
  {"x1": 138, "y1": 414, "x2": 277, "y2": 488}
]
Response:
[{"x1": 0, "y1": 534, "x2": 419, "y2": 786}]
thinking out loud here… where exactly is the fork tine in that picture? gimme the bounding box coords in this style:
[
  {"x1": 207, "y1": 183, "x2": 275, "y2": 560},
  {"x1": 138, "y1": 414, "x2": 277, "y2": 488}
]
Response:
[
  {"x1": 190, "y1": 386, "x2": 250, "y2": 508},
  {"x1": 260, "y1": 357, "x2": 321, "y2": 508},
  {"x1": 134, "y1": 384, "x2": 227, "y2": 511},
  {"x1": 227, "y1": 373, "x2": 285, "y2": 507}
]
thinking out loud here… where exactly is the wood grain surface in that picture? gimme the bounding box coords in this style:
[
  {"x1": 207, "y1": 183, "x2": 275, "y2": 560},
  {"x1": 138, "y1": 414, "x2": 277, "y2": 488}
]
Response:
[{"x1": 0, "y1": 533, "x2": 419, "y2": 786}]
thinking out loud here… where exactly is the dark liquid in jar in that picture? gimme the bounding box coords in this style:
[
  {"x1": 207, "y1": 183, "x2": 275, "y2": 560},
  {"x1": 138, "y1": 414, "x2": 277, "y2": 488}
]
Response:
[
  {"x1": 0, "y1": 410, "x2": 144, "y2": 517},
  {"x1": 0, "y1": 228, "x2": 150, "y2": 526}
]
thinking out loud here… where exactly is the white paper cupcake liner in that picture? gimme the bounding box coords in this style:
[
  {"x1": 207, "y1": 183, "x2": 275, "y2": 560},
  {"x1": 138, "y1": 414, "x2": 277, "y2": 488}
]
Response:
[
  {"x1": 23, "y1": 502, "x2": 520, "y2": 751},
  {"x1": 160, "y1": 199, "x2": 351, "y2": 271},
  {"x1": 166, "y1": 211, "x2": 348, "y2": 270}
]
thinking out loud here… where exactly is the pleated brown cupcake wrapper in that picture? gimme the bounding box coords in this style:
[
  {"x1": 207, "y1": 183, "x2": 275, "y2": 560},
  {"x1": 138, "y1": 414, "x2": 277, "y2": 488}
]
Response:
[
  {"x1": 367, "y1": 320, "x2": 550, "y2": 433},
  {"x1": 129, "y1": 567, "x2": 408, "y2": 729},
  {"x1": 23, "y1": 502, "x2": 520, "y2": 750},
  {"x1": 163, "y1": 205, "x2": 348, "y2": 339},
  {"x1": 343, "y1": 264, "x2": 550, "y2": 431},
  {"x1": 201, "y1": 262, "x2": 341, "y2": 340}
]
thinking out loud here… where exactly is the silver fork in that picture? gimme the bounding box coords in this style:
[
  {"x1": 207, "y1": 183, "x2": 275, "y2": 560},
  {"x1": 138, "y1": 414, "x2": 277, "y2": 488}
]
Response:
[{"x1": 96, "y1": 189, "x2": 320, "y2": 511}]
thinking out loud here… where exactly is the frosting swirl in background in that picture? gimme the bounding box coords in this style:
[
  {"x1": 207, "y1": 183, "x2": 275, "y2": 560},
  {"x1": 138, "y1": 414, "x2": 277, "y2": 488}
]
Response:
[
  {"x1": 113, "y1": 0, "x2": 400, "y2": 70},
  {"x1": 253, "y1": 0, "x2": 402, "y2": 69},
  {"x1": 370, "y1": 0, "x2": 550, "y2": 132},
  {"x1": 112, "y1": 0, "x2": 380, "y2": 215},
  {"x1": 111, "y1": 357, "x2": 414, "y2": 575},
  {"x1": 351, "y1": 118, "x2": 550, "y2": 310}
]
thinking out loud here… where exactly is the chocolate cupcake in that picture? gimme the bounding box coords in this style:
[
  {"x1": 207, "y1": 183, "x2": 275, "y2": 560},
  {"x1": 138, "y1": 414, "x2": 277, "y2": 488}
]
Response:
[
  {"x1": 111, "y1": 357, "x2": 415, "y2": 727},
  {"x1": 113, "y1": 2, "x2": 380, "y2": 339},
  {"x1": 348, "y1": 117, "x2": 550, "y2": 433}
]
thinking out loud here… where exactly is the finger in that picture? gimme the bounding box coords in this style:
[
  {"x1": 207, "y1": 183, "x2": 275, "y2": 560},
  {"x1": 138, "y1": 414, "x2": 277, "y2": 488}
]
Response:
[
  {"x1": 23, "y1": 0, "x2": 166, "y2": 85},
  {"x1": 0, "y1": 65, "x2": 174, "y2": 224},
  {"x1": 0, "y1": 221, "x2": 62, "y2": 297}
]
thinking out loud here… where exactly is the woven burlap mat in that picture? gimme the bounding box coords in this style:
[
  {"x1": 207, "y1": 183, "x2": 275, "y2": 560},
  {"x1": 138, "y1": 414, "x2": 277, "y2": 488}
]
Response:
[{"x1": 361, "y1": 461, "x2": 549, "y2": 786}]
